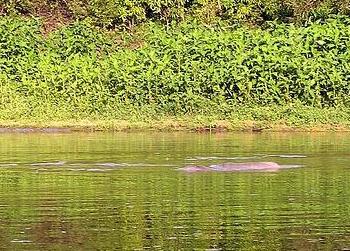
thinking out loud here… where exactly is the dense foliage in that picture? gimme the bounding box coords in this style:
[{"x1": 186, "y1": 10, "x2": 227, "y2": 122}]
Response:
[
  {"x1": 1, "y1": 0, "x2": 350, "y2": 27},
  {"x1": 1, "y1": 15, "x2": 350, "y2": 120}
]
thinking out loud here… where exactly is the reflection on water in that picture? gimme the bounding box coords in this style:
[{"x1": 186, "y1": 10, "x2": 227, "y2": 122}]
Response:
[{"x1": 0, "y1": 132, "x2": 350, "y2": 250}]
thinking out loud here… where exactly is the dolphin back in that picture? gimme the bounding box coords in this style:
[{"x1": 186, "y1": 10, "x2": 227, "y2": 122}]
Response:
[{"x1": 209, "y1": 162, "x2": 281, "y2": 171}]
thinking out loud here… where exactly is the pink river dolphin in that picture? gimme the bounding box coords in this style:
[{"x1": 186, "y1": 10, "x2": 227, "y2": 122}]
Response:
[{"x1": 178, "y1": 162, "x2": 298, "y2": 173}]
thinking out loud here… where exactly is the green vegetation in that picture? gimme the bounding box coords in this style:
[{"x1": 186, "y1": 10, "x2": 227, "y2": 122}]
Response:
[{"x1": 1, "y1": 7, "x2": 350, "y2": 131}]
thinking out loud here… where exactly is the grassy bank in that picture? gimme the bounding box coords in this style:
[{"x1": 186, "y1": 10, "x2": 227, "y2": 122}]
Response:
[
  {"x1": 2, "y1": 16, "x2": 350, "y2": 131},
  {"x1": 2, "y1": 104, "x2": 350, "y2": 132}
]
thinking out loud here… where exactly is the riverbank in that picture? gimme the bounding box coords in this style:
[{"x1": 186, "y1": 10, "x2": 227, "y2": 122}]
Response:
[
  {"x1": 1, "y1": 105, "x2": 350, "y2": 132},
  {"x1": 1, "y1": 120, "x2": 349, "y2": 132}
]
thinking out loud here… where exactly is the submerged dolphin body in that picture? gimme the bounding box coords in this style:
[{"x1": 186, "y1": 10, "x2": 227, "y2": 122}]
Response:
[
  {"x1": 178, "y1": 165, "x2": 212, "y2": 173},
  {"x1": 178, "y1": 162, "x2": 292, "y2": 173}
]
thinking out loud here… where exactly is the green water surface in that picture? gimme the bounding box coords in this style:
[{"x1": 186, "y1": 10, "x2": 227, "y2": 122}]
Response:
[{"x1": 0, "y1": 132, "x2": 350, "y2": 250}]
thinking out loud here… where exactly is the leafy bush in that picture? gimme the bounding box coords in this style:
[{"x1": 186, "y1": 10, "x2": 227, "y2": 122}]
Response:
[{"x1": 2, "y1": 16, "x2": 350, "y2": 117}]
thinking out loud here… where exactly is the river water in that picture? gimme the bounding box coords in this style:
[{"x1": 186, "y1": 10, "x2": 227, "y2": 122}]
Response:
[{"x1": 0, "y1": 132, "x2": 349, "y2": 250}]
